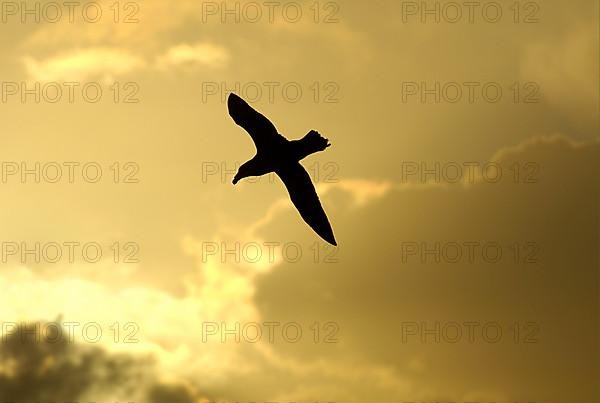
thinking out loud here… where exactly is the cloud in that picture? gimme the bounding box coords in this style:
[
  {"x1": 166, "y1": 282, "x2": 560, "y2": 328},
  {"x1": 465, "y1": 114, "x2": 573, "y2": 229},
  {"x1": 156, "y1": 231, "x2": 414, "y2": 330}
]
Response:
[
  {"x1": 23, "y1": 0, "x2": 200, "y2": 49},
  {"x1": 22, "y1": 41, "x2": 230, "y2": 82},
  {"x1": 0, "y1": 135, "x2": 597, "y2": 403},
  {"x1": 146, "y1": 381, "x2": 202, "y2": 403},
  {"x1": 520, "y1": 23, "x2": 599, "y2": 132},
  {"x1": 23, "y1": 47, "x2": 146, "y2": 82},
  {"x1": 156, "y1": 42, "x2": 230, "y2": 70},
  {"x1": 253, "y1": 134, "x2": 600, "y2": 402},
  {"x1": 0, "y1": 262, "x2": 259, "y2": 386},
  {"x1": 0, "y1": 320, "x2": 211, "y2": 402},
  {"x1": 317, "y1": 179, "x2": 392, "y2": 207}
]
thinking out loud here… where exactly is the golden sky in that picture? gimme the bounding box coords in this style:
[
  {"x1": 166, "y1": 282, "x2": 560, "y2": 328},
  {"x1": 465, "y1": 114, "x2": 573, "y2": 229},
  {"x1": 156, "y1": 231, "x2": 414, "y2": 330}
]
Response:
[{"x1": 0, "y1": 0, "x2": 598, "y2": 402}]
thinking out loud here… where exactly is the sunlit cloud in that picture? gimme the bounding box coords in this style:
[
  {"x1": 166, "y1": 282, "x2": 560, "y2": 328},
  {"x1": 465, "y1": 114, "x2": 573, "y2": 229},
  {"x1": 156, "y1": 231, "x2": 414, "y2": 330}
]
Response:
[
  {"x1": 23, "y1": 47, "x2": 146, "y2": 82},
  {"x1": 156, "y1": 42, "x2": 230, "y2": 70},
  {"x1": 317, "y1": 179, "x2": 392, "y2": 207},
  {"x1": 0, "y1": 263, "x2": 255, "y2": 383},
  {"x1": 22, "y1": 41, "x2": 230, "y2": 83}
]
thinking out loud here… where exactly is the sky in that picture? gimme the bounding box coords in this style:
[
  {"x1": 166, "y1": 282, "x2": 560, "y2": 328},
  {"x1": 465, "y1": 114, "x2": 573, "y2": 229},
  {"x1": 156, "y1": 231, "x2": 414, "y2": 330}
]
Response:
[{"x1": 0, "y1": 0, "x2": 598, "y2": 402}]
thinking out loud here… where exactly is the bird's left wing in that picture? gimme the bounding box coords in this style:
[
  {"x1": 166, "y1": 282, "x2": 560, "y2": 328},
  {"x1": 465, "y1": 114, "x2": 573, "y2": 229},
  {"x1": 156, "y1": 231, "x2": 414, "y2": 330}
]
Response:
[
  {"x1": 276, "y1": 162, "x2": 337, "y2": 246},
  {"x1": 227, "y1": 93, "x2": 285, "y2": 151}
]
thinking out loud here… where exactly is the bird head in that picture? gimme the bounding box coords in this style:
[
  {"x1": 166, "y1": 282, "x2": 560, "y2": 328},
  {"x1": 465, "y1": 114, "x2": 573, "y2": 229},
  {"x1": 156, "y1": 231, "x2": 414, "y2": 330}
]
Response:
[{"x1": 232, "y1": 164, "x2": 250, "y2": 185}]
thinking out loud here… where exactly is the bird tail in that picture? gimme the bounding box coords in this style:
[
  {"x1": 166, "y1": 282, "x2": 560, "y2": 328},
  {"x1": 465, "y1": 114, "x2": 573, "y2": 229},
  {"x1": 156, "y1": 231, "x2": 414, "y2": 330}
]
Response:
[{"x1": 293, "y1": 130, "x2": 331, "y2": 161}]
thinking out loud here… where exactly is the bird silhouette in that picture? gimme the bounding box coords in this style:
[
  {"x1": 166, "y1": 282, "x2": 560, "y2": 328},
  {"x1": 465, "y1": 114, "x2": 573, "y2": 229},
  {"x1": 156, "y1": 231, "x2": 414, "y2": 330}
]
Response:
[{"x1": 227, "y1": 93, "x2": 337, "y2": 246}]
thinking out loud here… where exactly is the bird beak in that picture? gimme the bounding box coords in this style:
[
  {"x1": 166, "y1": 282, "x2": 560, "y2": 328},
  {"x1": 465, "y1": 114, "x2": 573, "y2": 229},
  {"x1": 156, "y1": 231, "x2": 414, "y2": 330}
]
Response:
[{"x1": 232, "y1": 176, "x2": 239, "y2": 185}]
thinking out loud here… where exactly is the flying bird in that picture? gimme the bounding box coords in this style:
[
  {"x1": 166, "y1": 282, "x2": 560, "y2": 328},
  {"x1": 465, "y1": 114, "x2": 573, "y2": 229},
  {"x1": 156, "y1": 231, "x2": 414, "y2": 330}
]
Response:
[{"x1": 227, "y1": 93, "x2": 337, "y2": 246}]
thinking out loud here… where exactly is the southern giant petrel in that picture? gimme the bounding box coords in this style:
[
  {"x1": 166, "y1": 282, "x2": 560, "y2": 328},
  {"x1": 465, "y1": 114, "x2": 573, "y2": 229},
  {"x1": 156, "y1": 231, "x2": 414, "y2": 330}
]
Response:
[{"x1": 227, "y1": 93, "x2": 337, "y2": 246}]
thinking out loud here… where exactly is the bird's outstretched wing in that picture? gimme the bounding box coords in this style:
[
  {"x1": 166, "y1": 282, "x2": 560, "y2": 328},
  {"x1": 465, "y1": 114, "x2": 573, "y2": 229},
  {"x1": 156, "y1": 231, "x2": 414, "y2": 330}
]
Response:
[
  {"x1": 276, "y1": 162, "x2": 337, "y2": 246},
  {"x1": 227, "y1": 93, "x2": 285, "y2": 151}
]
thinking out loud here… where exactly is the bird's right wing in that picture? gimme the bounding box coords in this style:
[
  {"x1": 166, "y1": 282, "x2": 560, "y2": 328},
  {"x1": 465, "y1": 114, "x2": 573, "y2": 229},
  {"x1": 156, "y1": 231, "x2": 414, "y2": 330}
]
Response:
[
  {"x1": 276, "y1": 162, "x2": 337, "y2": 246},
  {"x1": 227, "y1": 93, "x2": 284, "y2": 151}
]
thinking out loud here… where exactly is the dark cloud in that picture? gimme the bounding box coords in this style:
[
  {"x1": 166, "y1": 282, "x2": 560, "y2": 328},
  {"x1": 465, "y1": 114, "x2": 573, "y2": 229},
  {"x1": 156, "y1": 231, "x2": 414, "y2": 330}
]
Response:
[
  {"x1": 0, "y1": 321, "x2": 205, "y2": 403},
  {"x1": 146, "y1": 382, "x2": 198, "y2": 403},
  {"x1": 254, "y1": 136, "x2": 600, "y2": 402}
]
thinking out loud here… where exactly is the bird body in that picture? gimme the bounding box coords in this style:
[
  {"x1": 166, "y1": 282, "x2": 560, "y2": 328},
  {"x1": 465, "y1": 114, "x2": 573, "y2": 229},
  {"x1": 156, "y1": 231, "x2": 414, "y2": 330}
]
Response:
[
  {"x1": 234, "y1": 131, "x2": 330, "y2": 184},
  {"x1": 227, "y1": 93, "x2": 337, "y2": 246}
]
